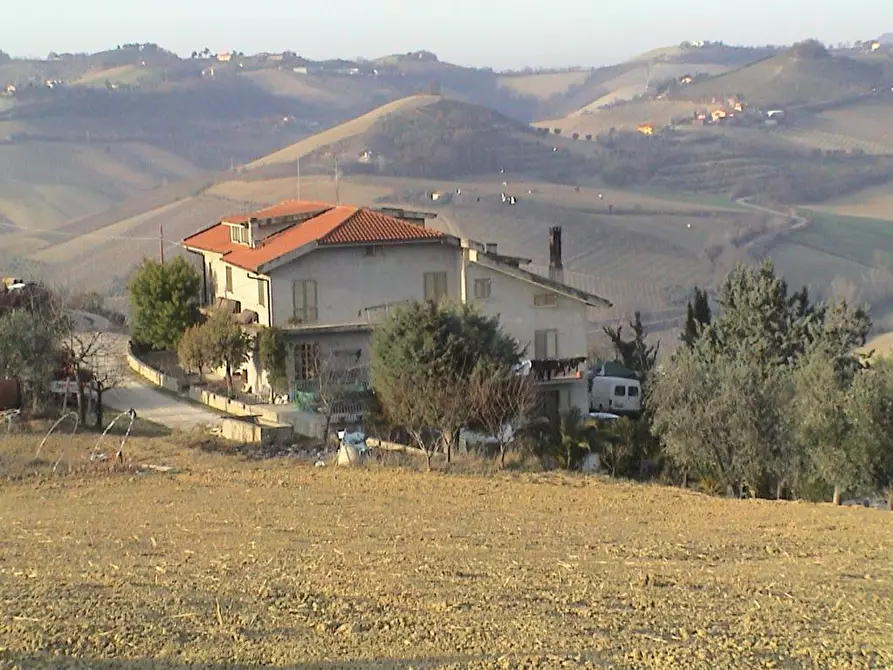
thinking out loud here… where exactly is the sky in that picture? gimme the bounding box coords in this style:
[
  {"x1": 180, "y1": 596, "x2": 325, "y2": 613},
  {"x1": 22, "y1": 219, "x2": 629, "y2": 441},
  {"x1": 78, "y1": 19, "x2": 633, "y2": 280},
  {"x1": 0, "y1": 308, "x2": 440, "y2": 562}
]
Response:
[{"x1": 3, "y1": 0, "x2": 892, "y2": 69}]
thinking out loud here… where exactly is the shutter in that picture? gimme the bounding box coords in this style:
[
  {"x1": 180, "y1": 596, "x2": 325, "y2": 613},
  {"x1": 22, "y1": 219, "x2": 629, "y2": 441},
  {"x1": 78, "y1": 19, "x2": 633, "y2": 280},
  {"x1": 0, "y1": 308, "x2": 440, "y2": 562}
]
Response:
[
  {"x1": 548, "y1": 331, "x2": 558, "y2": 358},
  {"x1": 437, "y1": 272, "x2": 448, "y2": 299},
  {"x1": 534, "y1": 331, "x2": 547, "y2": 360},
  {"x1": 306, "y1": 281, "x2": 318, "y2": 322},
  {"x1": 293, "y1": 280, "x2": 305, "y2": 320},
  {"x1": 257, "y1": 279, "x2": 265, "y2": 306},
  {"x1": 424, "y1": 273, "x2": 434, "y2": 301}
]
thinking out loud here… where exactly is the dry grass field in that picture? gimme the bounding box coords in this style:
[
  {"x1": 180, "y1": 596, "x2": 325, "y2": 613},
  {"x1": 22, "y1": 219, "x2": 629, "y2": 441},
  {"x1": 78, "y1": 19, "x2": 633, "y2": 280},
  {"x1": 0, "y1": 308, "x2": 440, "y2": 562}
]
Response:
[
  {"x1": 0, "y1": 432, "x2": 890, "y2": 669},
  {"x1": 811, "y1": 184, "x2": 893, "y2": 221}
]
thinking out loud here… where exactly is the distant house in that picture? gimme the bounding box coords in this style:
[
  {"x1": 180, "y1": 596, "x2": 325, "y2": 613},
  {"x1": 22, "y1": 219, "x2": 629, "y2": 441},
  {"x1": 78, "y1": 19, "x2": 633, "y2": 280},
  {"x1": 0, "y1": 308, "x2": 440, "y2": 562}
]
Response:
[
  {"x1": 2, "y1": 84, "x2": 15, "y2": 95},
  {"x1": 201, "y1": 67, "x2": 215, "y2": 78},
  {"x1": 357, "y1": 150, "x2": 373, "y2": 164},
  {"x1": 766, "y1": 109, "x2": 786, "y2": 119},
  {"x1": 679, "y1": 74, "x2": 693, "y2": 85},
  {"x1": 216, "y1": 52, "x2": 233, "y2": 63},
  {"x1": 710, "y1": 109, "x2": 728, "y2": 123},
  {"x1": 292, "y1": 66, "x2": 309, "y2": 75},
  {"x1": 637, "y1": 123, "x2": 655, "y2": 136},
  {"x1": 870, "y1": 41, "x2": 882, "y2": 52}
]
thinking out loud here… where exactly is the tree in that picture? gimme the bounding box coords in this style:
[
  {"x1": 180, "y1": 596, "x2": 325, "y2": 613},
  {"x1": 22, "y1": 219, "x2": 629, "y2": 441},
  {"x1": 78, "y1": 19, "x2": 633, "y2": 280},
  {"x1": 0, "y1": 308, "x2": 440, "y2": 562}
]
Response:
[
  {"x1": 680, "y1": 287, "x2": 711, "y2": 349},
  {"x1": 650, "y1": 260, "x2": 872, "y2": 498},
  {"x1": 314, "y1": 354, "x2": 364, "y2": 445},
  {"x1": 603, "y1": 311, "x2": 659, "y2": 378},
  {"x1": 371, "y1": 300, "x2": 521, "y2": 468},
  {"x1": 0, "y1": 308, "x2": 65, "y2": 413},
  {"x1": 177, "y1": 324, "x2": 212, "y2": 379},
  {"x1": 204, "y1": 310, "x2": 251, "y2": 398},
  {"x1": 257, "y1": 327, "x2": 289, "y2": 396},
  {"x1": 129, "y1": 257, "x2": 201, "y2": 350},
  {"x1": 470, "y1": 361, "x2": 538, "y2": 468}
]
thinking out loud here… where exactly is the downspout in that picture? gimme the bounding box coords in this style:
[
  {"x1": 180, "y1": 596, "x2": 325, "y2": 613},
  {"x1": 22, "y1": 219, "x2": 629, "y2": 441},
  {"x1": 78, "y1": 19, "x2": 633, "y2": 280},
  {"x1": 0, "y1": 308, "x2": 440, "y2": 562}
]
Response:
[{"x1": 460, "y1": 246, "x2": 468, "y2": 305}]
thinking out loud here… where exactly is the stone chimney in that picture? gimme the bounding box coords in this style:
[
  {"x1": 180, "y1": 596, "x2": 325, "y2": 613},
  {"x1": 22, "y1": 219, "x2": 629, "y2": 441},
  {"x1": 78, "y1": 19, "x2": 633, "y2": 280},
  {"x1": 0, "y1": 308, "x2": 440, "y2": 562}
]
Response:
[{"x1": 549, "y1": 226, "x2": 563, "y2": 283}]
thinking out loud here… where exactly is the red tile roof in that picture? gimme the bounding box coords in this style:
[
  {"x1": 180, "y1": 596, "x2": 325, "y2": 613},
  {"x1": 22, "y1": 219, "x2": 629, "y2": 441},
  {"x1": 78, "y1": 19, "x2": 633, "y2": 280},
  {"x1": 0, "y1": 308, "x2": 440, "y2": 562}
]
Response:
[{"x1": 184, "y1": 200, "x2": 445, "y2": 272}]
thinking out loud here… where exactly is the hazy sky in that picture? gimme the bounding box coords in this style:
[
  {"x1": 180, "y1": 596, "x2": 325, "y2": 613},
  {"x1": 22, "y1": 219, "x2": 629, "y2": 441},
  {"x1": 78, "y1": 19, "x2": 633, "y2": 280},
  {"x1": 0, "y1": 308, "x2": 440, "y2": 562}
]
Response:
[{"x1": 3, "y1": 0, "x2": 892, "y2": 69}]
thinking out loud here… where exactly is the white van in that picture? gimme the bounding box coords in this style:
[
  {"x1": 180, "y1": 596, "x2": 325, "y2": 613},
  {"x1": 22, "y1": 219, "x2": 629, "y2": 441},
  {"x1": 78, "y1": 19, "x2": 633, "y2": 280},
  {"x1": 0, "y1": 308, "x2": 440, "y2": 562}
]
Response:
[{"x1": 589, "y1": 376, "x2": 642, "y2": 415}]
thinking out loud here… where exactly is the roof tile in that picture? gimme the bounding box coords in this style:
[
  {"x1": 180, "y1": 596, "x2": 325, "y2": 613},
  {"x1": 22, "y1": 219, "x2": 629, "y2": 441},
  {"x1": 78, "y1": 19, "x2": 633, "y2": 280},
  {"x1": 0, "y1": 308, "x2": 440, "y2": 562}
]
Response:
[{"x1": 183, "y1": 200, "x2": 445, "y2": 272}]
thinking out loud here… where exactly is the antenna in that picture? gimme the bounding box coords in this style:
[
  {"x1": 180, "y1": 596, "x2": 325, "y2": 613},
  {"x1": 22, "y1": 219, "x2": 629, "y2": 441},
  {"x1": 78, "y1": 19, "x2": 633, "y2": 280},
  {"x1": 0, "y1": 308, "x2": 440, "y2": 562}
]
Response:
[
  {"x1": 297, "y1": 156, "x2": 301, "y2": 200},
  {"x1": 334, "y1": 155, "x2": 339, "y2": 204},
  {"x1": 159, "y1": 224, "x2": 165, "y2": 263}
]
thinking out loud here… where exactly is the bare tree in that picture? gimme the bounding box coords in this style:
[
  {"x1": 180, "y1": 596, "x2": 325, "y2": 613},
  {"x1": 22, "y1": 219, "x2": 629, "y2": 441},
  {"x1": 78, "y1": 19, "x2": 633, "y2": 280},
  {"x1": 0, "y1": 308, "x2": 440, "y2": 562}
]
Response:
[
  {"x1": 314, "y1": 354, "x2": 365, "y2": 445},
  {"x1": 471, "y1": 363, "x2": 538, "y2": 467},
  {"x1": 63, "y1": 328, "x2": 124, "y2": 428}
]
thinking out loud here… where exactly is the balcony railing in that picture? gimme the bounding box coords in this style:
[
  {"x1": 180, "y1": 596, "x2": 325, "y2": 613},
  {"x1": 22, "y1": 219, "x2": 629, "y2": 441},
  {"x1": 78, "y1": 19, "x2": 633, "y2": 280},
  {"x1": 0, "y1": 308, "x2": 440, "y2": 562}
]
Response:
[
  {"x1": 361, "y1": 300, "x2": 411, "y2": 324},
  {"x1": 530, "y1": 357, "x2": 587, "y2": 382}
]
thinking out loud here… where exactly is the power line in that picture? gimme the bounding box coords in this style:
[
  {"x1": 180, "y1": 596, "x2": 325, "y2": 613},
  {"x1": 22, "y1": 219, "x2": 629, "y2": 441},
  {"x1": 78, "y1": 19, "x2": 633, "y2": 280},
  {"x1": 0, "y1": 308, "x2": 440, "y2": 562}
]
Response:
[{"x1": 0, "y1": 220, "x2": 183, "y2": 246}]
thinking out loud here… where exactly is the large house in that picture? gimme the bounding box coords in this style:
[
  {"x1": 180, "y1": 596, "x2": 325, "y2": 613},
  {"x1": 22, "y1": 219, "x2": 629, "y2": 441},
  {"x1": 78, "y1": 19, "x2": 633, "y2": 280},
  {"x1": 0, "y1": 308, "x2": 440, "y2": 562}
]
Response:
[{"x1": 183, "y1": 200, "x2": 611, "y2": 418}]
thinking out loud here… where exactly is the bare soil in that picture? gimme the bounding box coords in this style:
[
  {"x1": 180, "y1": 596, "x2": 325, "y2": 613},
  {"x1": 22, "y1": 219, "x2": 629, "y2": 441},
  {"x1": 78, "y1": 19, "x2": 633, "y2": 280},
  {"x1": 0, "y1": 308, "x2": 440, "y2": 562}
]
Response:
[{"x1": 0, "y1": 434, "x2": 891, "y2": 669}]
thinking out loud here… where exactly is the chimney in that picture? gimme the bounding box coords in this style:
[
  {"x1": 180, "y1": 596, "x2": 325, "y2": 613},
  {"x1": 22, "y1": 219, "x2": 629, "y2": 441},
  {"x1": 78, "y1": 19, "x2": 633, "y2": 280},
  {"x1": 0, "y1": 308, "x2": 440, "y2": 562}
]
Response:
[
  {"x1": 485, "y1": 242, "x2": 498, "y2": 255},
  {"x1": 549, "y1": 226, "x2": 563, "y2": 282},
  {"x1": 249, "y1": 217, "x2": 259, "y2": 248}
]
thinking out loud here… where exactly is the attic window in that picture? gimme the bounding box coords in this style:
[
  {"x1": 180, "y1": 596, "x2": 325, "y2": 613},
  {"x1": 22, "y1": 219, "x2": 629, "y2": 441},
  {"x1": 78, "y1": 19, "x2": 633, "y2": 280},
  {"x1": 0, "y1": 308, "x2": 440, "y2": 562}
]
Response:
[
  {"x1": 230, "y1": 225, "x2": 250, "y2": 245},
  {"x1": 534, "y1": 293, "x2": 558, "y2": 307}
]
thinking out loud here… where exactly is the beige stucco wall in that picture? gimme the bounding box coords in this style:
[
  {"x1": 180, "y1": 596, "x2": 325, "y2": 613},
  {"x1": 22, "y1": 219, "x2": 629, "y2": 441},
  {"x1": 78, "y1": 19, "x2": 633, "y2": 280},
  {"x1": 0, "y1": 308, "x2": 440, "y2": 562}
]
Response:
[
  {"x1": 205, "y1": 252, "x2": 272, "y2": 326},
  {"x1": 267, "y1": 242, "x2": 458, "y2": 327},
  {"x1": 464, "y1": 260, "x2": 589, "y2": 362}
]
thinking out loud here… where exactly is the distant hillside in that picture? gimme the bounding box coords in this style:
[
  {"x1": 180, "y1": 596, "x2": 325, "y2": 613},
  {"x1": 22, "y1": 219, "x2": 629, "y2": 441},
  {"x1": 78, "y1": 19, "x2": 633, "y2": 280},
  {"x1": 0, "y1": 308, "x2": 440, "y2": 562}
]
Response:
[
  {"x1": 670, "y1": 44, "x2": 889, "y2": 108},
  {"x1": 291, "y1": 97, "x2": 597, "y2": 182}
]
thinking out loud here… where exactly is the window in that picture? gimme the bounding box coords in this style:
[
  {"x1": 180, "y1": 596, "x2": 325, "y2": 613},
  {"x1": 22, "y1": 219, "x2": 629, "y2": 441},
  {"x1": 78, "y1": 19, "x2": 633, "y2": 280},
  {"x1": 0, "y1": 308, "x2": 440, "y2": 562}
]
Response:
[
  {"x1": 424, "y1": 272, "x2": 448, "y2": 302},
  {"x1": 225, "y1": 265, "x2": 233, "y2": 292},
  {"x1": 628, "y1": 386, "x2": 640, "y2": 397},
  {"x1": 364, "y1": 246, "x2": 378, "y2": 257},
  {"x1": 614, "y1": 385, "x2": 626, "y2": 397},
  {"x1": 534, "y1": 329, "x2": 558, "y2": 360},
  {"x1": 473, "y1": 278, "x2": 491, "y2": 300},
  {"x1": 230, "y1": 225, "x2": 249, "y2": 245},
  {"x1": 257, "y1": 278, "x2": 266, "y2": 307},
  {"x1": 230, "y1": 226, "x2": 239, "y2": 243},
  {"x1": 292, "y1": 280, "x2": 318, "y2": 323},
  {"x1": 534, "y1": 293, "x2": 558, "y2": 307},
  {"x1": 294, "y1": 342, "x2": 320, "y2": 381}
]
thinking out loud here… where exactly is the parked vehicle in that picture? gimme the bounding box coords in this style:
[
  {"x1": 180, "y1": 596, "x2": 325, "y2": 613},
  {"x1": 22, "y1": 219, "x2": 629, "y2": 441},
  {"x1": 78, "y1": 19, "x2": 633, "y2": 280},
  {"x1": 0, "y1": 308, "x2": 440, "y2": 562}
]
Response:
[
  {"x1": 589, "y1": 376, "x2": 642, "y2": 415},
  {"x1": 0, "y1": 378, "x2": 21, "y2": 410}
]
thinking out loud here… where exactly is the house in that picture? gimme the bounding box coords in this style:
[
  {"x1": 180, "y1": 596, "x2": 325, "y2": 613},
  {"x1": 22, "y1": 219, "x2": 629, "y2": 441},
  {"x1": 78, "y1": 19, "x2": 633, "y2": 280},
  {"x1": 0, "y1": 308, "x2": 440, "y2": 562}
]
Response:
[
  {"x1": 870, "y1": 41, "x2": 881, "y2": 52},
  {"x1": 183, "y1": 200, "x2": 611, "y2": 418},
  {"x1": 357, "y1": 150, "x2": 373, "y2": 163},
  {"x1": 1, "y1": 84, "x2": 15, "y2": 96},
  {"x1": 292, "y1": 66, "x2": 309, "y2": 75},
  {"x1": 710, "y1": 108, "x2": 728, "y2": 123},
  {"x1": 766, "y1": 109, "x2": 786, "y2": 119},
  {"x1": 216, "y1": 52, "x2": 233, "y2": 63},
  {"x1": 637, "y1": 124, "x2": 655, "y2": 136},
  {"x1": 679, "y1": 74, "x2": 693, "y2": 85}
]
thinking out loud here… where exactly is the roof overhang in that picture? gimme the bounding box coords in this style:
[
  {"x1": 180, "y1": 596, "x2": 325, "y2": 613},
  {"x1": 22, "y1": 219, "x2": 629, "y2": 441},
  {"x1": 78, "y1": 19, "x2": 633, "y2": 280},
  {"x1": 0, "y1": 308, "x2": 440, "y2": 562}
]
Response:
[{"x1": 470, "y1": 253, "x2": 612, "y2": 308}]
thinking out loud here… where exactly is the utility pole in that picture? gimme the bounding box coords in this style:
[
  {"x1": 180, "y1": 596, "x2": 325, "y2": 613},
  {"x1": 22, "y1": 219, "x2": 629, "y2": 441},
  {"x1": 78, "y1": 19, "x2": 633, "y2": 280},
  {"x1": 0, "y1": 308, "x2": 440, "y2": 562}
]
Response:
[
  {"x1": 160, "y1": 224, "x2": 165, "y2": 263},
  {"x1": 334, "y1": 155, "x2": 340, "y2": 205},
  {"x1": 297, "y1": 156, "x2": 301, "y2": 200}
]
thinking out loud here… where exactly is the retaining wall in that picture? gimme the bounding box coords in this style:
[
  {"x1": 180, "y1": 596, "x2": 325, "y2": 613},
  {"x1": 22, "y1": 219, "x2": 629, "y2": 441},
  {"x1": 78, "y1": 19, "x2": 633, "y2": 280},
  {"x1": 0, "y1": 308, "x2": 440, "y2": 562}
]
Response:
[
  {"x1": 126, "y1": 351, "x2": 181, "y2": 393},
  {"x1": 220, "y1": 417, "x2": 293, "y2": 444}
]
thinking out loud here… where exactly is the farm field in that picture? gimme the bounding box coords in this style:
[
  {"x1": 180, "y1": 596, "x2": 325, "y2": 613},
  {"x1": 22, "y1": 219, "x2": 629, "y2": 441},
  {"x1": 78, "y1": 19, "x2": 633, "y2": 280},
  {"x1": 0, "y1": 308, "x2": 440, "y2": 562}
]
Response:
[
  {"x1": 811, "y1": 184, "x2": 893, "y2": 221},
  {"x1": 0, "y1": 433, "x2": 890, "y2": 669}
]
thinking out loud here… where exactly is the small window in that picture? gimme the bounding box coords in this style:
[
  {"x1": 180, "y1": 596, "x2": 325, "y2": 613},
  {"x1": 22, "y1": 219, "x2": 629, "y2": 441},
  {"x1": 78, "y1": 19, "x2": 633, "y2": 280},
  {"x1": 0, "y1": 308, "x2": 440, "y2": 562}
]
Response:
[
  {"x1": 257, "y1": 278, "x2": 266, "y2": 307},
  {"x1": 614, "y1": 385, "x2": 626, "y2": 397},
  {"x1": 230, "y1": 226, "x2": 239, "y2": 243},
  {"x1": 534, "y1": 293, "x2": 558, "y2": 307},
  {"x1": 424, "y1": 272, "x2": 448, "y2": 301},
  {"x1": 628, "y1": 386, "x2": 640, "y2": 397},
  {"x1": 473, "y1": 278, "x2": 491, "y2": 299},
  {"x1": 225, "y1": 265, "x2": 233, "y2": 292},
  {"x1": 239, "y1": 227, "x2": 250, "y2": 244}
]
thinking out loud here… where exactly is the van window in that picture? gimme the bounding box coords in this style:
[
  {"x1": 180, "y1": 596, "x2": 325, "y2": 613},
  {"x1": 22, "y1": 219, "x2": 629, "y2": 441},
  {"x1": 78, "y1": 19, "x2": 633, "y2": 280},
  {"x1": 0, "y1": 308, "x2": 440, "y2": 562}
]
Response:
[
  {"x1": 614, "y1": 385, "x2": 626, "y2": 397},
  {"x1": 628, "y1": 386, "x2": 640, "y2": 397}
]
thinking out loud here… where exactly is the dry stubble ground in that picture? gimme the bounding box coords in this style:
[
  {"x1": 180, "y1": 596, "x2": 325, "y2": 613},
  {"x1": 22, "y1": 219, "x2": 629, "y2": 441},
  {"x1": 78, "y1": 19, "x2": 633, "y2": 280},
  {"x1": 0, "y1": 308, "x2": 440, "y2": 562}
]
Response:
[{"x1": 0, "y1": 434, "x2": 891, "y2": 670}]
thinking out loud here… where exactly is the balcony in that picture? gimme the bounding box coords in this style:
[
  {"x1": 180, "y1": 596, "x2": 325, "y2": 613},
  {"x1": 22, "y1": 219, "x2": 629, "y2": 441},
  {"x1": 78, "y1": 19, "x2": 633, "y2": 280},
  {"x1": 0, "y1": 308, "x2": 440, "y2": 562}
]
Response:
[
  {"x1": 530, "y1": 357, "x2": 587, "y2": 383},
  {"x1": 360, "y1": 300, "x2": 411, "y2": 324}
]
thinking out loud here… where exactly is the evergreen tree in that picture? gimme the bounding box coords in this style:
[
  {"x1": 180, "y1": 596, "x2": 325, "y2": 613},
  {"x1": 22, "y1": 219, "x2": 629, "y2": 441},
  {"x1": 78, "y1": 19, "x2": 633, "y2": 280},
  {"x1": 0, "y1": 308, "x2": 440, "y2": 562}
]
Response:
[{"x1": 680, "y1": 287, "x2": 711, "y2": 349}]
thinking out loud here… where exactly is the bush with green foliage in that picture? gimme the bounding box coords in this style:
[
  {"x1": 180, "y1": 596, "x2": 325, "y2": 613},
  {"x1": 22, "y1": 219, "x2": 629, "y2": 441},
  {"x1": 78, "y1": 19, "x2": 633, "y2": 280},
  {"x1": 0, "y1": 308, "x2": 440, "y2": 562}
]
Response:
[
  {"x1": 256, "y1": 327, "x2": 289, "y2": 395},
  {"x1": 371, "y1": 300, "x2": 521, "y2": 469},
  {"x1": 649, "y1": 260, "x2": 889, "y2": 502},
  {"x1": 128, "y1": 257, "x2": 201, "y2": 350}
]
